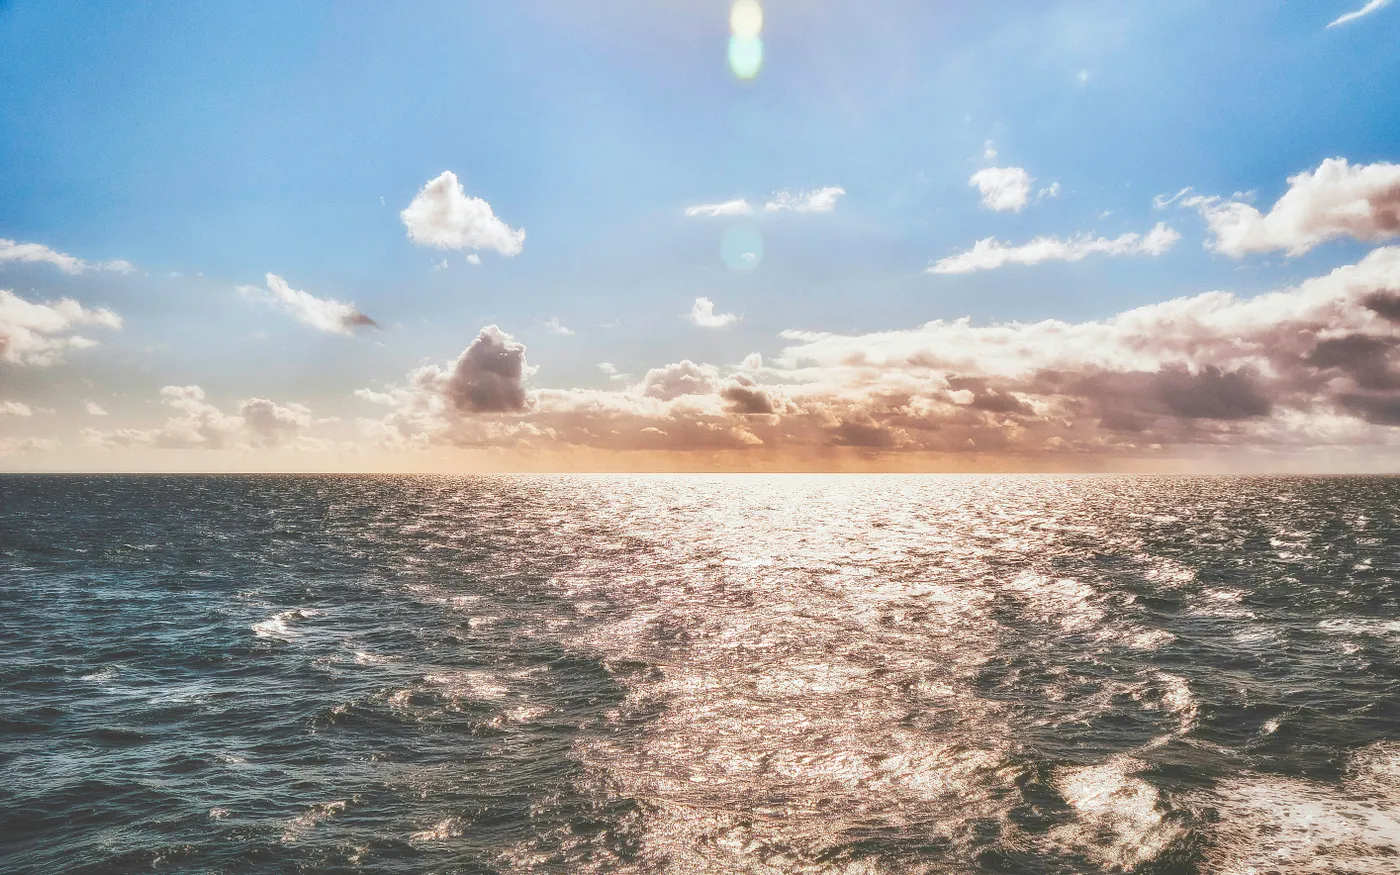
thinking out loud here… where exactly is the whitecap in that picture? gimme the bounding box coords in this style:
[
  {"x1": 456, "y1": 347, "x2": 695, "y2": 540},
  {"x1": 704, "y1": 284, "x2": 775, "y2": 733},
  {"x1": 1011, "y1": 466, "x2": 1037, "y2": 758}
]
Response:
[
  {"x1": 1049, "y1": 756, "x2": 1184, "y2": 869},
  {"x1": 251, "y1": 608, "x2": 321, "y2": 640},
  {"x1": 1199, "y1": 742, "x2": 1400, "y2": 874}
]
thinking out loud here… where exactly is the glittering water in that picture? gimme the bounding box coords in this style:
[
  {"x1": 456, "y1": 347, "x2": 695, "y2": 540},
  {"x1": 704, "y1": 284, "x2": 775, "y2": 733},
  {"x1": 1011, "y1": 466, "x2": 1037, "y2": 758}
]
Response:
[{"x1": 4, "y1": 475, "x2": 1400, "y2": 873}]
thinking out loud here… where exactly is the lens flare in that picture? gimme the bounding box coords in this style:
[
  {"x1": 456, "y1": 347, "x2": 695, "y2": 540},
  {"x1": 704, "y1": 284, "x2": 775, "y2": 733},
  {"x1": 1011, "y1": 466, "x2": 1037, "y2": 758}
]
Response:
[
  {"x1": 728, "y1": 36, "x2": 764, "y2": 79},
  {"x1": 730, "y1": 0, "x2": 763, "y2": 39},
  {"x1": 721, "y1": 224, "x2": 764, "y2": 271},
  {"x1": 727, "y1": 0, "x2": 764, "y2": 79}
]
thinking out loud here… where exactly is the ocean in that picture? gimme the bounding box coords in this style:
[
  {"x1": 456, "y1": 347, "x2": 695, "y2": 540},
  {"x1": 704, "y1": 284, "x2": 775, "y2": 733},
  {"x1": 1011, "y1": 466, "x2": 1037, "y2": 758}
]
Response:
[{"x1": 3, "y1": 474, "x2": 1400, "y2": 873}]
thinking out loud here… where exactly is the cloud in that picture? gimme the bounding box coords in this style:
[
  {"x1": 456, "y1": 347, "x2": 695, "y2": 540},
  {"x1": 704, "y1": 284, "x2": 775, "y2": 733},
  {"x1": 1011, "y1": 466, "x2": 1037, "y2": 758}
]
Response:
[
  {"x1": 84, "y1": 385, "x2": 314, "y2": 450},
  {"x1": 598, "y1": 362, "x2": 618, "y2": 374},
  {"x1": 1169, "y1": 159, "x2": 1400, "y2": 257},
  {"x1": 970, "y1": 167, "x2": 1032, "y2": 212},
  {"x1": 1039, "y1": 182, "x2": 1062, "y2": 199},
  {"x1": 0, "y1": 437, "x2": 58, "y2": 457},
  {"x1": 0, "y1": 239, "x2": 135, "y2": 274},
  {"x1": 466, "y1": 254, "x2": 482, "y2": 266},
  {"x1": 416, "y1": 325, "x2": 532, "y2": 417},
  {"x1": 983, "y1": 141, "x2": 998, "y2": 160},
  {"x1": 540, "y1": 316, "x2": 574, "y2": 336},
  {"x1": 239, "y1": 397, "x2": 313, "y2": 447},
  {"x1": 1328, "y1": 0, "x2": 1393, "y2": 27},
  {"x1": 401, "y1": 171, "x2": 525, "y2": 256},
  {"x1": 239, "y1": 274, "x2": 376, "y2": 335},
  {"x1": 685, "y1": 199, "x2": 753, "y2": 217},
  {"x1": 0, "y1": 289, "x2": 122, "y2": 365},
  {"x1": 764, "y1": 186, "x2": 845, "y2": 213},
  {"x1": 0, "y1": 400, "x2": 33, "y2": 417},
  {"x1": 930, "y1": 223, "x2": 1180, "y2": 274},
  {"x1": 688, "y1": 297, "x2": 738, "y2": 328},
  {"x1": 84, "y1": 401, "x2": 107, "y2": 416},
  {"x1": 686, "y1": 188, "x2": 846, "y2": 217},
  {"x1": 355, "y1": 247, "x2": 1400, "y2": 463}
]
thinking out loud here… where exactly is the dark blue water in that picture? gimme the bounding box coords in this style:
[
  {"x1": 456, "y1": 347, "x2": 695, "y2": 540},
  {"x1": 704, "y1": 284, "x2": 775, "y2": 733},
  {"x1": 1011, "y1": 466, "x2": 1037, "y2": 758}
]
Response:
[{"x1": 3, "y1": 475, "x2": 1400, "y2": 873}]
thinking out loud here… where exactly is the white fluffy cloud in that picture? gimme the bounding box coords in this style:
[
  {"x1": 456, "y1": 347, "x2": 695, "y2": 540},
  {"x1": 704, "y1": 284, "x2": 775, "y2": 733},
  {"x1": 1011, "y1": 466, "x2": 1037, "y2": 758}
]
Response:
[
  {"x1": 0, "y1": 238, "x2": 135, "y2": 274},
  {"x1": 238, "y1": 273, "x2": 376, "y2": 335},
  {"x1": 1328, "y1": 0, "x2": 1392, "y2": 27},
  {"x1": 688, "y1": 297, "x2": 738, "y2": 328},
  {"x1": 0, "y1": 400, "x2": 33, "y2": 417},
  {"x1": 401, "y1": 171, "x2": 525, "y2": 256},
  {"x1": 969, "y1": 167, "x2": 1032, "y2": 212},
  {"x1": 930, "y1": 223, "x2": 1180, "y2": 274},
  {"x1": 764, "y1": 186, "x2": 845, "y2": 213},
  {"x1": 84, "y1": 386, "x2": 314, "y2": 450},
  {"x1": 1164, "y1": 159, "x2": 1400, "y2": 257},
  {"x1": 84, "y1": 401, "x2": 108, "y2": 416},
  {"x1": 0, "y1": 289, "x2": 123, "y2": 365}
]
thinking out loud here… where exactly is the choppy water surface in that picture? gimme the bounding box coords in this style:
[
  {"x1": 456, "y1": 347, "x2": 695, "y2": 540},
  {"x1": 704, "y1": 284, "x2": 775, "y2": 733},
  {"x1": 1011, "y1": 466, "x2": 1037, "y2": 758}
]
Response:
[{"x1": 4, "y1": 475, "x2": 1400, "y2": 873}]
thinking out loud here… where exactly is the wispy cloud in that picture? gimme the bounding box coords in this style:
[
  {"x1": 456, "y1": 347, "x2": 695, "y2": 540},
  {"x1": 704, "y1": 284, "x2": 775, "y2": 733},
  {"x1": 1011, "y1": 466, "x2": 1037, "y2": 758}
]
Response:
[
  {"x1": 685, "y1": 199, "x2": 753, "y2": 217},
  {"x1": 0, "y1": 400, "x2": 33, "y2": 417},
  {"x1": 239, "y1": 274, "x2": 377, "y2": 335},
  {"x1": 0, "y1": 238, "x2": 135, "y2": 275},
  {"x1": 541, "y1": 316, "x2": 574, "y2": 335},
  {"x1": 401, "y1": 171, "x2": 525, "y2": 256},
  {"x1": 688, "y1": 297, "x2": 738, "y2": 328},
  {"x1": 930, "y1": 223, "x2": 1180, "y2": 274},
  {"x1": 1328, "y1": 0, "x2": 1393, "y2": 28},
  {"x1": 686, "y1": 187, "x2": 845, "y2": 217},
  {"x1": 764, "y1": 186, "x2": 845, "y2": 213},
  {"x1": 84, "y1": 401, "x2": 108, "y2": 416}
]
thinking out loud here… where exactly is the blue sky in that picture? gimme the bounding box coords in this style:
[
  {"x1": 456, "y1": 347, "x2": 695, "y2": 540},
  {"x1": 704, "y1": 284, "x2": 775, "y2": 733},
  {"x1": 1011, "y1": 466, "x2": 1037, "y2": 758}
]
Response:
[{"x1": 3, "y1": 0, "x2": 1400, "y2": 471}]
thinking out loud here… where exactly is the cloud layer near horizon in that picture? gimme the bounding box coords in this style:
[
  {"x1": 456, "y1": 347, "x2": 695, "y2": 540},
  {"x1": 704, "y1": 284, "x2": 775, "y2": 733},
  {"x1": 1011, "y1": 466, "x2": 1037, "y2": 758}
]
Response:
[
  {"x1": 354, "y1": 246, "x2": 1400, "y2": 461},
  {"x1": 83, "y1": 385, "x2": 319, "y2": 451}
]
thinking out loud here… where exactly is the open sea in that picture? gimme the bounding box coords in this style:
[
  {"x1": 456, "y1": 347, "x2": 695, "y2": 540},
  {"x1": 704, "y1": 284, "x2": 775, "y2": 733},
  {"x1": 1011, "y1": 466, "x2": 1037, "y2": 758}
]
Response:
[{"x1": 3, "y1": 474, "x2": 1400, "y2": 874}]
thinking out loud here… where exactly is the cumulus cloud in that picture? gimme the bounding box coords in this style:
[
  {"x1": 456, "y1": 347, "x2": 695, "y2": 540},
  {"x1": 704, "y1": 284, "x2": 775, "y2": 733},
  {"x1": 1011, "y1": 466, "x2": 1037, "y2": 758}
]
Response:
[
  {"x1": 688, "y1": 297, "x2": 738, "y2": 328},
  {"x1": 355, "y1": 246, "x2": 1400, "y2": 463},
  {"x1": 930, "y1": 223, "x2": 1180, "y2": 274},
  {"x1": 685, "y1": 199, "x2": 753, "y2": 217},
  {"x1": 84, "y1": 385, "x2": 314, "y2": 450},
  {"x1": 0, "y1": 289, "x2": 122, "y2": 365},
  {"x1": 1165, "y1": 159, "x2": 1400, "y2": 257},
  {"x1": 764, "y1": 186, "x2": 845, "y2": 213},
  {"x1": 1328, "y1": 0, "x2": 1392, "y2": 27},
  {"x1": 0, "y1": 239, "x2": 135, "y2": 274},
  {"x1": 970, "y1": 167, "x2": 1032, "y2": 212},
  {"x1": 0, "y1": 400, "x2": 33, "y2": 417},
  {"x1": 84, "y1": 401, "x2": 107, "y2": 416},
  {"x1": 239, "y1": 274, "x2": 376, "y2": 335},
  {"x1": 540, "y1": 316, "x2": 573, "y2": 336},
  {"x1": 401, "y1": 171, "x2": 525, "y2": 256}
]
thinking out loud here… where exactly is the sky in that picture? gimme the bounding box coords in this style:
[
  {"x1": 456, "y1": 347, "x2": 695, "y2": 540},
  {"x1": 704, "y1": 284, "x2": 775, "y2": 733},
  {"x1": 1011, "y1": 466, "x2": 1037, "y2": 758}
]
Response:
[{"x1": 2, "y1": 0, "x2": 1400, "y2": 472}]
